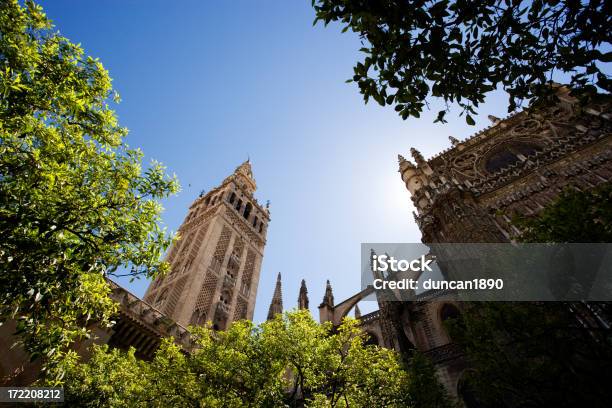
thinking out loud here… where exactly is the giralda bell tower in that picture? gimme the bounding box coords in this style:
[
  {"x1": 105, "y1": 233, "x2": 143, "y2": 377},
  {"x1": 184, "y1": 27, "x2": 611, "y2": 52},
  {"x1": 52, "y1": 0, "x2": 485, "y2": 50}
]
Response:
[{"x1": 144, "y1": 160, "x2": 270, "y2": 330}]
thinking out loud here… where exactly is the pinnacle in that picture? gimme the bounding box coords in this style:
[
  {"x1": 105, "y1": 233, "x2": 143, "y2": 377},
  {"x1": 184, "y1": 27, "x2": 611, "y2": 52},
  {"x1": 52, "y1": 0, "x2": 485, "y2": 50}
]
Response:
[
  {"x1": 410, "y1": 147, "x2": 425, "y2": 164},
  {"x1": 267, "y1": 272, "x2": 283, "y2": 320}
]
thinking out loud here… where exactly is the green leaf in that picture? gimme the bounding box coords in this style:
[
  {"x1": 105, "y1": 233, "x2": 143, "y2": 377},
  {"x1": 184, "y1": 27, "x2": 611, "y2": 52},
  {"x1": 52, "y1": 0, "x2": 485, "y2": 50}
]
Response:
[
  {"x1": 0, "y1": 0, "x2": 178, "y2": 380},
  {"x1": 311, "y1": 0, "x2": 608, "y2": 124}
]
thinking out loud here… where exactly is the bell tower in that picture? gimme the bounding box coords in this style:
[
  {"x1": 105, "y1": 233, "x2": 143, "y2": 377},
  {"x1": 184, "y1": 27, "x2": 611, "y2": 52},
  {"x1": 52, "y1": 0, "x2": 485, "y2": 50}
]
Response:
[{"x1": 143, "y1": 160, "x2": 270, "y2": 330}]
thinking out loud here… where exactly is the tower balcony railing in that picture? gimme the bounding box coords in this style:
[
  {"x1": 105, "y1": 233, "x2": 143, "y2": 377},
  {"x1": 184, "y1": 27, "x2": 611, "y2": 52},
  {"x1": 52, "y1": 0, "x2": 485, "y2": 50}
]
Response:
[{"x1": 358, "y1": 310, "x2": 380, "y2": 324}]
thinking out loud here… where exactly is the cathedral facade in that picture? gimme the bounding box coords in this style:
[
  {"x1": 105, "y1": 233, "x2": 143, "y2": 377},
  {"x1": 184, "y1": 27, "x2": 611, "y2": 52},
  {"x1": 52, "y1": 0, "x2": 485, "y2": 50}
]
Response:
[
  {"x1": 321, "y1": 89, "x2": 612, "y2": 400},
  {"x1": 400, "y1": 88, "x2": 611, "y2": 245}
]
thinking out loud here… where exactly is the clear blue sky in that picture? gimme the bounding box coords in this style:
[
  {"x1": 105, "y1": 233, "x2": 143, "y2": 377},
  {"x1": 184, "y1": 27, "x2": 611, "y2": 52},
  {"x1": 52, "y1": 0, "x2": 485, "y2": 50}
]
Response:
[{"x1": 39, "y1": 0, "x2": 512, "y2": 322}]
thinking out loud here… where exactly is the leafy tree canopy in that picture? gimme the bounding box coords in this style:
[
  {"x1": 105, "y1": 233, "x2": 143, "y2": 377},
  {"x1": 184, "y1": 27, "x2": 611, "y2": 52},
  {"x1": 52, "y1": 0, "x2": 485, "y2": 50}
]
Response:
[
  {"x1": 58, "y1": 311, "x2": 421, "y2": 407},
  {"x1": 0, "y1": 0, "x2": 179, "y2": 379},
  {"x1": 447, "y1": 301, "x2": 612, "y2": 408},
  {"x1": 312, "y1": 0, "x2": 611, "y2": 124},
  {"x1": 445, "y1": 184, "x2": 612, "y2": 407},
  {"x1": 514, "y1": 182, "x2": 612, "y2": 243},
  {"x1": 405, "y1": 351, "x2": 457, "y2": 408}
]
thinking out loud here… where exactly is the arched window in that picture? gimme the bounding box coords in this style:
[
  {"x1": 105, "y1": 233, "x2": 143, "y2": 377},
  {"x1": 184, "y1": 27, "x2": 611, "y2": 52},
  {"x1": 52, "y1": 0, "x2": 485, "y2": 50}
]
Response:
[
  {"x1": 211, "y1": 196, "x2": 217, "y2": 205},
  {"x1": 440, "y1": 303, "x2": 461, "y2": 341},
  {"x1": 235, "y1": 199, "x2": 242, "y2": 212},
  {"x1": 231, "y1": 244, "x2": 242, "y2": 260},
  {"x1": 252, "y1": 217, "x2": 258, "y2": 228},
  {"x1": 227, "y1": 259, "x2": 237, "y2": 278},
  {"x1": 229, "y1": 192, "x2": 236, "y2": 204},
  {"x1": 190, "y1": 309, "x2": 207, "y2": 326},
  {"x1": 259, "y1": 223, "x2": 263, "y2": 234},
  {"x1": 484, "y1": 142, "x2": 541, "y2": 173},
  {"x1": 243, "y1": 203, "x2": 252, "y2": 220},
  {"x1": 205, "y1": 196, "x2": 211, "y2": 205},
  {"x1": 440, "y1": 303, "x2": 460, "y2": 322}
]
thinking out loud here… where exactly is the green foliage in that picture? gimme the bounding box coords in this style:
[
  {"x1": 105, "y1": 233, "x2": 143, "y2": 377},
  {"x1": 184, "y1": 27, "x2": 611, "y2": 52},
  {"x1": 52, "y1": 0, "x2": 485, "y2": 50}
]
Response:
[
  {"x1": 261, "y1": 312, "x2": 411, "y2": 407},
  {"x1": 446, "y1": 184, "x2": 612, "y2": 407},
  {"x1": 0, "y1": 0, "x2": 179, "y2": 380},
  {"x1": 54, "y1": 345, "x2": 148, "y2": 407},
  {"x1": 312, "y1": 0, "x2": 611, "y2": 123},
  {"x1": 514, "y1": 182, "x2": 612, "y2": 243},
  {"x1": 406, "y1": 352, "x2": 456, "y2": 408},
  {"x1": 59, "y1": 310, "x2": 413, "y2": 407},
  {"x1": 447, "y1": 302, "x2": 612, "y2": 408}
]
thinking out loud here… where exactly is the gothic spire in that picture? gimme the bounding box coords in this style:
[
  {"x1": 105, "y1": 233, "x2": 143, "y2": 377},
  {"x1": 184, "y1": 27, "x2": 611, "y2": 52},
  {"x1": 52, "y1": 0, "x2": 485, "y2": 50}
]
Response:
[
  {"x1": 410, "y1": 147, "x2": 426, "y2": 166},
  {"x1": 235, "y1": 159, "x2": 254, "y2": 179},
  {"x1": 398, "y1": 153, "x2": 416, "y2": 172},
  {"x1": 488, "y1": 115, "x2": 501, "y2": 125},
  {"x1": 267, "y1": 272, "x2": 283, "y2": 320},
  {"x1": 320, "y1": 280, "x2": 334, "y2": 308},
  {"x1": 298, "y1": 279, "x2": 309, "y2": 310},
  {"x1": 226, "y1": 159, "x2": 258, "y2": 195}
]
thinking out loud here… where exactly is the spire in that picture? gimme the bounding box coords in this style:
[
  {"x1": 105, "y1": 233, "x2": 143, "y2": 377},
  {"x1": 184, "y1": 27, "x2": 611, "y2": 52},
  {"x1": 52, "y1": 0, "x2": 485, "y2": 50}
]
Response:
[
  {"x1": 354, "y1": 304, "x2": 361, "y2": 318},
  {"x1": 227, "y1": 159, "x2": 257, "y2": 194},
  {"x1": 235, "y1": 159, "x2": 254, "y2": 179},
  {"x1": 320, "y1": 280, "x2": 334, "y2": 308},
  {"x1": 398, "y1": 153, "x2": 416, "y2": 174},
  {"x1": 370, "y1": 248, "x2": 383, "y2": 280},
  {"x1": 410, "y1": 147, "x2": 426, "y2": 166},
  {"x1": 267, "y1": 272, "x2": 283, "y2": 320},
  {"x1": 448, "y1": 136, "x2": 460, "y2": 146},
  {"x1": 409, "y1": 147, "x2": 435, "y2": 177},
  {"x1": 298, "y1": 279, "x2": 309, "y2": 310},
  {"x1": 488, "y1": 115, "x2": 501, "y2": 125}
]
